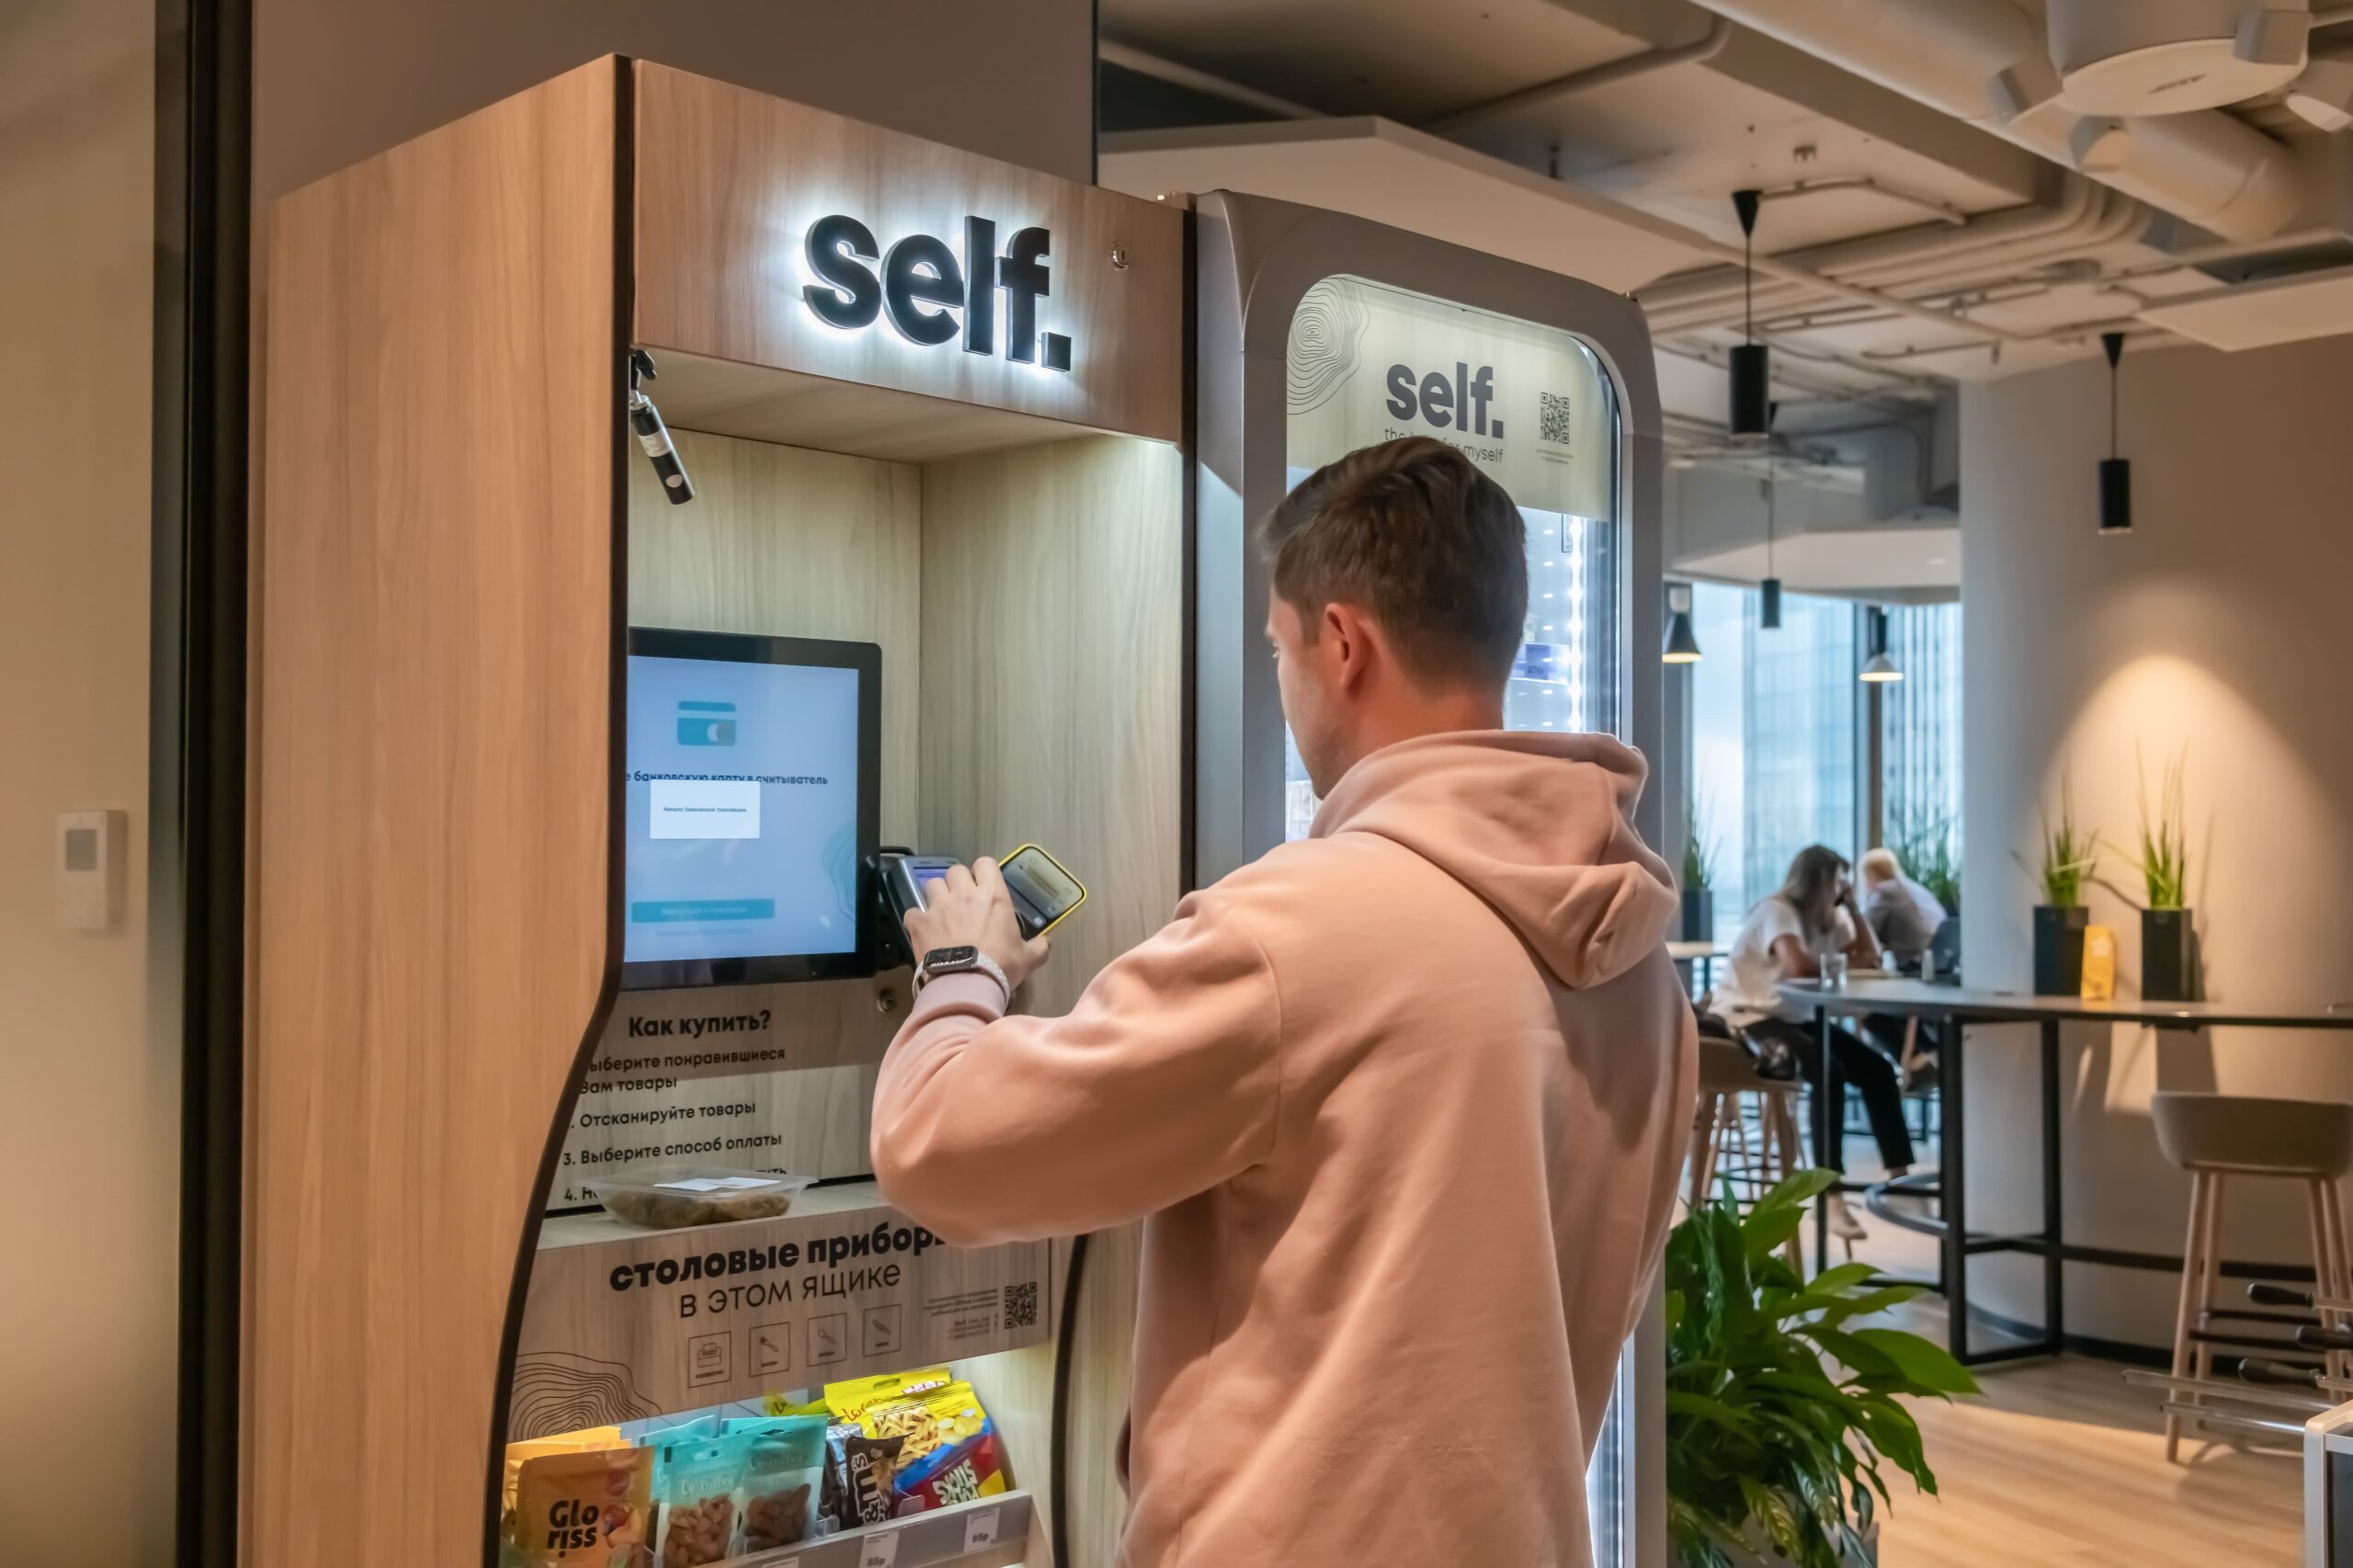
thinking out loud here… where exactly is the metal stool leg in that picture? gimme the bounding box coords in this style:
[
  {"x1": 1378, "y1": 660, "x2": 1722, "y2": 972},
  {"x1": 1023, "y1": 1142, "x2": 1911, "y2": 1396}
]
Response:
[{"x1": 2167, "y1": 1170, "x2": 2216, "y2": 1463}]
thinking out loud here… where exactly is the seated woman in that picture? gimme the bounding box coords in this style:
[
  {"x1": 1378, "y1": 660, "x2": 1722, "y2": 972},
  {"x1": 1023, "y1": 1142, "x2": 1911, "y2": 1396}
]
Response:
[{"x1": 1709, "y1": 845, "x2": 1915, "y2": 1242}]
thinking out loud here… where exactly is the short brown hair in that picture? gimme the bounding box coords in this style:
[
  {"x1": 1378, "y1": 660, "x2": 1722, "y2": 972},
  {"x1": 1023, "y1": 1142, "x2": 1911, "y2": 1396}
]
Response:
[{"x1": 1256, "y1": 437, "x2": 1528, "y2": 688}]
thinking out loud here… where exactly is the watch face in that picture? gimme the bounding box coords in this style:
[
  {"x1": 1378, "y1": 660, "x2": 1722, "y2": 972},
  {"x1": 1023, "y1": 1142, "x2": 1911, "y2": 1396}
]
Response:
[{"x1": 925, "y1": 945, "x2": 980, "y2": 970}]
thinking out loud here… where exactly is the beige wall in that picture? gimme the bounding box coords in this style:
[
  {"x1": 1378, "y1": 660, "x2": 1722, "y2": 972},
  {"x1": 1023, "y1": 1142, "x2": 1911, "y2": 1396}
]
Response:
[
  {"x1": 253, "y1": 0, "x2": 1097, "y2": 208},
  {"x1": 1961, "y1": 335, "x2": 2353, "y2": 1346},
  {"x1": 0, "y1": 2, "x2": 176, "y2": 1564}
]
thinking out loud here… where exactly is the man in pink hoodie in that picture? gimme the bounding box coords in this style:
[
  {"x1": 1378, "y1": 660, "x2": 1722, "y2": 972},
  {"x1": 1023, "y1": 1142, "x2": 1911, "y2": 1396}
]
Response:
[{"x1": 873, "y1": 436, "x2": 1697, "y2": 1568}]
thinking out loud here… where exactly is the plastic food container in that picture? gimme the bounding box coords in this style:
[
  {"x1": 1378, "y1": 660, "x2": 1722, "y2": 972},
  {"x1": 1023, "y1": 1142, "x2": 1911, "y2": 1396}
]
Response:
[{"x1": 585, "y1": 1165, "x2": 814, "y2": 1230}]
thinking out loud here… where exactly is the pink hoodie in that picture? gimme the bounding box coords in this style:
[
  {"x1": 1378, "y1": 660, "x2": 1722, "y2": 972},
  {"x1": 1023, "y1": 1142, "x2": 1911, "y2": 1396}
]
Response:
[{"x1": 872, "y1": 732, "x2": 1698, "y2": 1568}]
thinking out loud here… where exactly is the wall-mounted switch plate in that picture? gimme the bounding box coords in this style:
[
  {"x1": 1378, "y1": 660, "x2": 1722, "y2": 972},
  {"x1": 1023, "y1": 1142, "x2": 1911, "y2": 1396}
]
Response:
[{"x1": 57, "y1": 810, "x2": 127, "y2": 931}]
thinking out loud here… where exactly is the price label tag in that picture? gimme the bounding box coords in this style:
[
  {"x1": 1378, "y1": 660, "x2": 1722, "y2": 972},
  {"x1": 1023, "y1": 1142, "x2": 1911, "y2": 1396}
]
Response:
[
  {"x1": 963, "y1": 1507, "x2": 1002, "y2": 1551},
  {"x1": 859, "y1": 1529, "x2": 902, "y2": 1568}
]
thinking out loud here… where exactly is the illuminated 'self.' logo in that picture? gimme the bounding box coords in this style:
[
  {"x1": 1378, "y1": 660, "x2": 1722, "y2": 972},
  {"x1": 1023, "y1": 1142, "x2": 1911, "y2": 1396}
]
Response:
[{"x1": 801, "y1": 215, "x2": 1072, "y2": 371}]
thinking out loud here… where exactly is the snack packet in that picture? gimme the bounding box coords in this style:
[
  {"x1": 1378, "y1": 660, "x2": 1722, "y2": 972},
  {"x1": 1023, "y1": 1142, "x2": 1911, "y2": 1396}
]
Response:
[
  {"x1": 733, "y1": 1415, "x2": 828, "y2": 1551},
  {"x1": 512, "y1": 1447, "x2": 653, "y2": 1566},
  {"x1": 505, "y1": 1428, "x2": 626, "y2": 1517},
  {"x1": 652, "y1": 1435, "x2": 746, "y2": 1568},
  {"x1": 892, "y1": 1385, "x2": 1011, "y2": 1512},
  {"x1": 824, "y1": 1367, "x2": 953, "y2": 1423},
  {"x1": 820, "y1": 1424, "x2": 906, "y2": 1531}
]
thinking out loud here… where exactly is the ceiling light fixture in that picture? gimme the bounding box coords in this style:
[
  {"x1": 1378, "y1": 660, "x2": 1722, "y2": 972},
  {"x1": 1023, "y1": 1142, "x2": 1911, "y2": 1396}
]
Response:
[
  {"x1": 1859, "y1": 606, "x2": 1903, "y2": 683},
  {"x1": 2099, "y1": 330, "x2": 2131, "y2": 535},
  {"x1": 1665, "y1": 584, "x2": 1702, "y2": 664},
  {"x1": 1730, "y1": 188, "x2": 1769, "y2": 442}
]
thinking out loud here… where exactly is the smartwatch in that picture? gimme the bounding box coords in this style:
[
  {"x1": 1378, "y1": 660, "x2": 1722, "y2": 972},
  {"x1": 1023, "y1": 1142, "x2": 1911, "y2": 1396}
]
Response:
[{"x1": 915, "y1": 945, "x2": 1011, "y2": 1006}]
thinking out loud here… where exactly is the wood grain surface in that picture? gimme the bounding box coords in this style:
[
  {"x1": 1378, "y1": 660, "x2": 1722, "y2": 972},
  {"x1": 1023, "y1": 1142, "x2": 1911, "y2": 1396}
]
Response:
[
  {"x1": 918, "y1": 434, "x2": 1184, "y2": 1563},
  {"x1": 249, "y1": 58, "x2": 620, "y2": 1568},
  {"x1": 625, "y1": 427, "x2": 921, "y2": 1176},
  {"x1": 1878, "y1": 1302, "x2": 2301, "y2": 1566},
  {"x1": 915, "y1": 435, "x2": 1185, "y2": 1017},
  {"x1": 633, "y1": 62, "x2": 1182, "y2": 445},
  {"x1": 649, "y1": 350, "x2": 1100, "y2": 466}
]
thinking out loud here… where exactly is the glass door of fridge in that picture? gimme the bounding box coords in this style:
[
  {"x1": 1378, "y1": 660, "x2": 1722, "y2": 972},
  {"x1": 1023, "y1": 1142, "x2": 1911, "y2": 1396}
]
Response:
[{"x1": 1280, "y1": 275, "x2": 1639, "y2": 1566}]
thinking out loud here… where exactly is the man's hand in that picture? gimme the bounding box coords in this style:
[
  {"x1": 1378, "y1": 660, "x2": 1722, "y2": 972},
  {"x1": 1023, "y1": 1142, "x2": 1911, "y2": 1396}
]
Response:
[{"x1": 904, "y1": 857, "x2": 1052, "y2": 994}]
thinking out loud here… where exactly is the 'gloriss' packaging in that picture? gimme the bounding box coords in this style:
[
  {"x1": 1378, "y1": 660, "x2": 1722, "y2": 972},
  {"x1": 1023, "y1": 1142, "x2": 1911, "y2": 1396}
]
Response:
[
  {"x1": 511, "y1": 1447, "x2": 653, "y2": 1567},
  {"x1": 652, "y1": 1435, "x2": 746, "y2": 1568}
]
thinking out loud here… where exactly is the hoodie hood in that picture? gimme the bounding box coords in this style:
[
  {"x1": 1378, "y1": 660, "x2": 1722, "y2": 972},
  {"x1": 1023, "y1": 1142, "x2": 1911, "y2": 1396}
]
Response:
[{"x1": 1311, "y1": 730, "x2": 1677, "y2": 989}]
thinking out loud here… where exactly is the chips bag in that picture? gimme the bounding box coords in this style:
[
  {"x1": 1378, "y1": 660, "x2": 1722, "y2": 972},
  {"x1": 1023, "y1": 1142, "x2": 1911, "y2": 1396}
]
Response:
[
  {"x1": 512, "y1": 1447, "x2": 653, "y2": 1567},
  {"x1": 824, "y1": 1367, "x2": 954, "y2": 1423},
  {"x1": 891, "y1": 1384, "x2": 1011, "y2": 1512}
]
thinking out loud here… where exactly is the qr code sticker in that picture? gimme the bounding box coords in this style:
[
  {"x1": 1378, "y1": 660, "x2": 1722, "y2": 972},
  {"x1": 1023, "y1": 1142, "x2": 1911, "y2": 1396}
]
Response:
[
  {"x1": 1004, "y1": 1280, "x2": 1040, "y2": 1330},
  {"x1": 1539, "y1": 391, "x2": 1574, "y2": 444}
]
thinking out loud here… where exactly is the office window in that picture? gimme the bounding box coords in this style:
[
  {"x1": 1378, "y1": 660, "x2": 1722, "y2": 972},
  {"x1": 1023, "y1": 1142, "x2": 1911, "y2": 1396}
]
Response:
[
  {"x1": 1687, "y1": 583, "x2": 1859, "y2": 945},
  {"x1": 1881, "y1": 601, "x2": 1963, "y2": 910}
]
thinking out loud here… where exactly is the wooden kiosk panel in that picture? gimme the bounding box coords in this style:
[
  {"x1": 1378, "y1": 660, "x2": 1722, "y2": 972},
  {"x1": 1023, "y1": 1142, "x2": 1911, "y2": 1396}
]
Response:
[
  {"x1": 632, "y1": 63, "x2": 1183, "y2": 447},
  {"x1": 250, "y1": 59, "x2": 623, "y2": 1568},
  {"x1": 253, "y1": 55, "x2": 1183, "y2": 1568}
]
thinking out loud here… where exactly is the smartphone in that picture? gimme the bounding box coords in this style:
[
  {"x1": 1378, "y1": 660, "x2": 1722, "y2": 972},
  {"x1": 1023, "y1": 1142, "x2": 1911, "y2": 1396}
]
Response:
[{"x1": 999, "y1": 844, "x2": 1086, "y2": 938}]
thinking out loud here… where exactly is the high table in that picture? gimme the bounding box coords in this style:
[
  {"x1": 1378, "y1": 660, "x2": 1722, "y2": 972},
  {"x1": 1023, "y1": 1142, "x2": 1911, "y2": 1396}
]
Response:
[{"x1": 1776, "y1": 978, "x2": 2353, "y2": 1367}]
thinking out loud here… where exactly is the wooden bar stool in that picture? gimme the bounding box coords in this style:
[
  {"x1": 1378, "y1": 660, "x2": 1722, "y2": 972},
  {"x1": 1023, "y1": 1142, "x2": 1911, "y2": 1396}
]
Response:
[
  {"x1": 2153, "y1": 1090, "x2": 2353, "y2": 1460},
  {"x1": 1688, "y1": 1035, "x2": 1807, "y2": 1273}
]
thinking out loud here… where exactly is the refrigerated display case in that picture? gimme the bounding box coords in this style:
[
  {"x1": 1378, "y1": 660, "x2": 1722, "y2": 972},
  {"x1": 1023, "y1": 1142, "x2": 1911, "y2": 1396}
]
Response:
[{"x1": 1191, "y1": 193, "x2": 1668, "y2": 1568}]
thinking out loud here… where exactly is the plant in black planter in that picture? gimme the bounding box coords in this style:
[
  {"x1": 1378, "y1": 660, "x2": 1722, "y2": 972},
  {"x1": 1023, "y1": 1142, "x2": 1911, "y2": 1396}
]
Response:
[
  {"x1": 2029, "y1": 782, "x2": 2097, "y2": 996},
  {"x1": 1668, "y1": 1170, "x2": 1977, "y2": 1568},
  {"x1": 1683, "y1": 792, "x2": 1719, "y2": 943},
  {"x1": 2125, "y1": 744, "x2": 2195, "y2": 1001}
]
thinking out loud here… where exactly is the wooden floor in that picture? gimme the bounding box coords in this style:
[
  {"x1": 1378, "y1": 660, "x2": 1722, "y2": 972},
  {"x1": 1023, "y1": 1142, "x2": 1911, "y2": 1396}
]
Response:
[
  {"x1": 1879, "y1": 1330, "x2": 2303, "y2": 1566},
  {"x1": 1705, "y1": 1105, "x2": 2306, "y2": 1565}
]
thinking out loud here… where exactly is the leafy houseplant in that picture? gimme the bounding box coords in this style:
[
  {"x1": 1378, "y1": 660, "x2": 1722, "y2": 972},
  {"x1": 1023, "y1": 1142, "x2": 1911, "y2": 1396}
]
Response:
[
  {"x1": 1885, "y1": 804, "x2": 1959, "y2": 917},
  {"x1": 2125, "y1": 744, "x2": 2196, "y2": 1000},
  {"x1": 2030, "y1": 780, "x2": 2097, "y2": 995},
  {"x1": 1682, "y1": 792, "x2": 1720, "y2": 942},
  {"x1": 1668, "y1": 1171, "x2": 1978, "y2": 1568}
]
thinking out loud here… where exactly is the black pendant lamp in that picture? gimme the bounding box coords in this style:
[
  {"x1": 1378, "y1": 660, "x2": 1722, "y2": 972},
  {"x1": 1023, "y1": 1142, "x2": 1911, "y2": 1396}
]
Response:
[
  {"x1": 1859, "y1": 606, "x2": 1903, "y2": 683},
  {"x1": 2098, "y1": 330, "x2": 2131, "y2": 535},
  {"x1": 1759, "y1": 401, "x2": 1783, "y2": 629},
  {"x1": 1664, "y1": 584, "x2": 1702, "y2": 664},
  {"x1": 1730, "y1": 189, "x2": 1770, "y2": 441}
]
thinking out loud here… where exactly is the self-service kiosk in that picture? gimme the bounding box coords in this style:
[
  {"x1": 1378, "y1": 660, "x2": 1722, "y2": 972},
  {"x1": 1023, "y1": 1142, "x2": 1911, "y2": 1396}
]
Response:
[
  {"x1": 253, "y1": 58, "x2": 1177, "y2": 1568},
  {"x1": 249, "y1": 58, "x2": 1663, "y2": 1568}
]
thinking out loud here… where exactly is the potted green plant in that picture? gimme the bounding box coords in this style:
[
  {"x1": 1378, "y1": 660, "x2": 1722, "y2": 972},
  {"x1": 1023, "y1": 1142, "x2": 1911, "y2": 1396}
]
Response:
[
  {"x1": 1668, "y1": 1170, "x2": 1978, "y2": 1568},
  {"x1": 1683, "y1": 792, "x2": 1720, "y2": 943},
  {"x1": 2124, "y1": 744, "x2": 2195, "y2": 1001},
  {"x1": 2029, "y1": 781, "x2": 2097, "y2": 996}
]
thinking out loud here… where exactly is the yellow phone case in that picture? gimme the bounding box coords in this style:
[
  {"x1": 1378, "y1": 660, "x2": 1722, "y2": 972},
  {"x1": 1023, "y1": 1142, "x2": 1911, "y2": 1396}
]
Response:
[{"x1": 1003, "y1": 842, "x2": 1086, "y2": 936}]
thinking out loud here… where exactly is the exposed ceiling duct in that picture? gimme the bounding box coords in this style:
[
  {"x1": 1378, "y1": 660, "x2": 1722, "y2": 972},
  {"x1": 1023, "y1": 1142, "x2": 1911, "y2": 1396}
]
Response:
[{"x1": 1688, "y1": 0, "x2": 2313, "y2": 241}]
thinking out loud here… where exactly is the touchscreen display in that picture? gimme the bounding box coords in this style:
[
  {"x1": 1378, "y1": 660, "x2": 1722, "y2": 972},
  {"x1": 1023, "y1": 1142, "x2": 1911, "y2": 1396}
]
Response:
[{"x1": 624, "y1": 638, "x2": 875, "y2": 979}]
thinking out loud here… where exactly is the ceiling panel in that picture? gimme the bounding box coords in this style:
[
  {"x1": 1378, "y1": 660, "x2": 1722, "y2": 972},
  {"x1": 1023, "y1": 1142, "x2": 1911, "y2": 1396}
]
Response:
[{"x1": 1102, "y1": 0, "x2": 1647, "y2": 120}]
